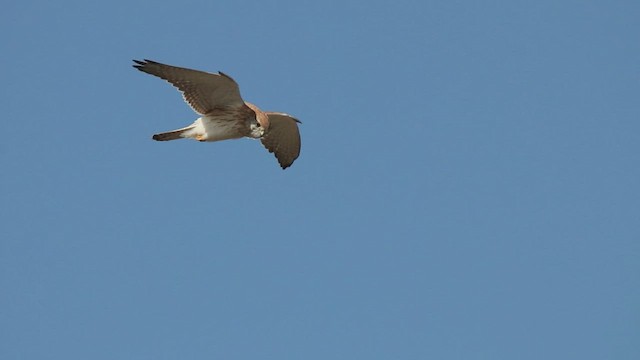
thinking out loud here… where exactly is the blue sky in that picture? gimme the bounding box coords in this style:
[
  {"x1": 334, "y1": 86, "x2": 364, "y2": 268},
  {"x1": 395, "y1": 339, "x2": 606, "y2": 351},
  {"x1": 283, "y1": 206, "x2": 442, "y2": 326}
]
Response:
[{"x1": 1, "y1": 0, "x2": 638, "y2": 359}]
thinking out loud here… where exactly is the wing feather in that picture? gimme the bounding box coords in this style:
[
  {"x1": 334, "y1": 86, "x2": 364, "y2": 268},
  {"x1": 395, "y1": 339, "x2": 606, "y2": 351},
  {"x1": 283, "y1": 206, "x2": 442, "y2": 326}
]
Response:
[
  {"x1": 133, "y1": 59, "x2": 244, "y2": 114},
  {"x1": 260, "y1": 113, "x2": 301, "y2": 169}
]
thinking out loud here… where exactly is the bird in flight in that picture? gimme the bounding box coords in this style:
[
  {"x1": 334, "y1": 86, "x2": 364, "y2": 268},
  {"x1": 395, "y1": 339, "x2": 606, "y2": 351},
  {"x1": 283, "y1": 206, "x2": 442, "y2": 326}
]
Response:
[{"x1": 133, "y1": 59, "x2": 301, "y2": 169}]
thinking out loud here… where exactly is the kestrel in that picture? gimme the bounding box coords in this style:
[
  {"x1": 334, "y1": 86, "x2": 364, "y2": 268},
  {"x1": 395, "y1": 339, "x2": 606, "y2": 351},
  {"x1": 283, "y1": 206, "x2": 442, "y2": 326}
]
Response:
[{"x1": 133, "y1": 59, "x2": 301, "y2": 169}]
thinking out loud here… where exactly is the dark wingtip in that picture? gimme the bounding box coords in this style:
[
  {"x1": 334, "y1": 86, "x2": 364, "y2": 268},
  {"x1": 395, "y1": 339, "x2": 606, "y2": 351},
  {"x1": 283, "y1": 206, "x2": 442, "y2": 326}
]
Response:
[
  {"x1": 132, "y1": 59, "x2": 160, "y2": 71},
  {"x1": 132, "y1": 59, "x2": 146, "y2": 70},
  {"x1": 152, "y1": 134, "x2": 161, "y2": 141}
]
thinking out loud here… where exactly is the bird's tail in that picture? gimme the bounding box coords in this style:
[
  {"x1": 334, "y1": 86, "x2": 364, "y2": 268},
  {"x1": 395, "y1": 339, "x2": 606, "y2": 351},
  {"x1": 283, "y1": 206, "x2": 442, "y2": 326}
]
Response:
[{"x1": 152, "y1": 125, "x2": 195, "y2": 141}]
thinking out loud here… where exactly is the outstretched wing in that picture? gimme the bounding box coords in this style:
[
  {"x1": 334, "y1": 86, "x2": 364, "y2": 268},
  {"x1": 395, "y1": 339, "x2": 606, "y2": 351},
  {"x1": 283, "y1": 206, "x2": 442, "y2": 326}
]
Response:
[
  {"x1": 133, "y1": 59, "x2": 244, "y2": 114},
  {"x1": 261, "y1": 113, "x2": 301, "y2": 169}
]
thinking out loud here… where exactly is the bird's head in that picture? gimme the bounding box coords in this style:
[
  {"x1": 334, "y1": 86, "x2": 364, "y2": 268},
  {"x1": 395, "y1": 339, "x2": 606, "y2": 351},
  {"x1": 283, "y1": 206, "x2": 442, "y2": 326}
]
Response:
[
  {"x1": 245, "y1": 102, "x2": 270, "y2": 138},
  {"x1": 249, "y1": 121, "x2": 266, "y2": 138}
]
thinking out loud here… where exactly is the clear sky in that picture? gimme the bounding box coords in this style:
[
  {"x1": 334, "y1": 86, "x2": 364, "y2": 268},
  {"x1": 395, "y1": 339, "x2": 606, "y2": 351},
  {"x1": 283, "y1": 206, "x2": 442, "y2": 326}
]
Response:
[{"x1": 1, "y1": 0, "x2": 638, "y2": 359}]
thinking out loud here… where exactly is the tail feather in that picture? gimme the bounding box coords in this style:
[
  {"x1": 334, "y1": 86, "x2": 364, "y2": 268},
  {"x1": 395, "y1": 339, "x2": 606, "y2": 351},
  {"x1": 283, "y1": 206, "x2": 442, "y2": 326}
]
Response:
[{"x1": 152, "y1": 126, "x2": 194, "y2": 141}]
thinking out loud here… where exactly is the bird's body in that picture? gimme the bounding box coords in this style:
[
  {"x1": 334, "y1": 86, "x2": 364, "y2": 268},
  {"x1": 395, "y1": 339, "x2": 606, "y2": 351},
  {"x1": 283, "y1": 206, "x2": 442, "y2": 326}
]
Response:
[
  {"x1": 153, "y1": 105, "x2": 257, "y2": 142},
  {"x1": 133, "y1": 59, "x2": 301, "y2": 169}
]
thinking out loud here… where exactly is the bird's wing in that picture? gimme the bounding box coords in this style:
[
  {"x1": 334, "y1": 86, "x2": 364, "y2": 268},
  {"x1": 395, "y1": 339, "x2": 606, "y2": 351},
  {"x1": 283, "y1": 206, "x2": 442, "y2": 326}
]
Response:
[
  {"x1": 261, "y1": 112, "x2": 301, "y2": 169},
  {"x1": 133, "y1": 59, "x2": 244, "y2": 114}
]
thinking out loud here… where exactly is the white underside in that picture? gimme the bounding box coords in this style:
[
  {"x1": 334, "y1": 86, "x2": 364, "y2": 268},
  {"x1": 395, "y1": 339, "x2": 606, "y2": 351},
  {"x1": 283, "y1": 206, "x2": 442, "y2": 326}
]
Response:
[{"x1": 182, "y1": 116, "x2": 244, "y2": 142}]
